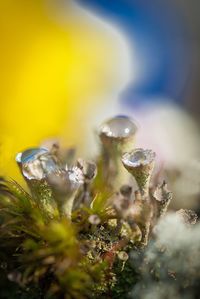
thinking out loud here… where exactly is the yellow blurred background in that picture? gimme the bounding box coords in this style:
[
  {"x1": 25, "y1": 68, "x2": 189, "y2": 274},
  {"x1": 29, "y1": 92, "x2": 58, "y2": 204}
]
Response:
[{"x1": 0, "y1": 0, "x2": 130, "y2": 179}]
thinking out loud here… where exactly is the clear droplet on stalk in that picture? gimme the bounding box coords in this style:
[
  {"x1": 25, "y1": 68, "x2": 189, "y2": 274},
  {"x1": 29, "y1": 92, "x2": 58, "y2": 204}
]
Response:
[
  {"x1": 16, "y1": 148, "x2": 47, "y2": 164},
  {"x1": 122, "y1": 148, "x2": 155, "y2": 168},
  {"x1": 99, "y1": 115, "x2": 137, "y2": 139},
  {"x1": 47, "y1": 167, "x2": 84, "y2": 197},
  {"x1": 16, "y1": 148, "x2": 61, "y2": 180}
]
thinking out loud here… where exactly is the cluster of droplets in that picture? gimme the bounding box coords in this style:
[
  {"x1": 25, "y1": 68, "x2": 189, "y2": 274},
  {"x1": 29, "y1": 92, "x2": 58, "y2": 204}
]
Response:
[
  {"x1": 16, "y1": 115, "x2": 156, "y2": 220},
  {"x1": 16, "y1": 147, "x2": 96, "y2": 217}
]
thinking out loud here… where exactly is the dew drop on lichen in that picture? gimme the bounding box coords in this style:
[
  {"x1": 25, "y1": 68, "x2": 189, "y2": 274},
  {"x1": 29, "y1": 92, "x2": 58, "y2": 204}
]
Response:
[
  {"x1": 122, "y1": 148, "x2": 155, "y2": 168},
  {"x1": 16, "y1": 148, "x2": 60, "y2": 180},
  {"x1": 99, "y1": 115, "x2": 137, "y2": 139}
]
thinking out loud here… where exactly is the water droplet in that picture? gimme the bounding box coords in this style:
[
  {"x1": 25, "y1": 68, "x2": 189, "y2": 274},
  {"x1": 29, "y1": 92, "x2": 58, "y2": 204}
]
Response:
[
  {"x1": 46, "y1": 167, "x2": 83, "y2": 198},
  {"x1": 16, "y1": 148, "x2": 61, "y2": 180},
  {"x1": 16, "y1": 148, "x2": 48, "y2": 163},
  {"x1": 122, "y1": 148, "x2": 155, "y2": 168},
  {"x1": 99, "y1": 116, "x2": 137, "y2": 139}
]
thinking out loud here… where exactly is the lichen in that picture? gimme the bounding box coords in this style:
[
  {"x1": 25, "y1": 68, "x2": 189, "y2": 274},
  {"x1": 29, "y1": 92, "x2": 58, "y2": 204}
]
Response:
[{"x1": 0, "y1": 116, "x2": 198, "y2": 299}]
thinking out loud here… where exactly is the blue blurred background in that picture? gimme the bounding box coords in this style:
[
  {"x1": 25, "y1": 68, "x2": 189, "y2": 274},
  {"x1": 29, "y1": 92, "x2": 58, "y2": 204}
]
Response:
[{"x1": 78, "y1": 0, "x2": 199, "y2": 114}]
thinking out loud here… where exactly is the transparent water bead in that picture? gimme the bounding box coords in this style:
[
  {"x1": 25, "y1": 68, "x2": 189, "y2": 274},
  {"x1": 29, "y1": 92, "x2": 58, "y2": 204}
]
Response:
[
  {"x1": 47, "y1": 166, "x2": 84, "y2": 197},
  {"x1": 16, "y1": 148, "x2": 61, "y2": 180},
  {"x1": 99, "y1": 115, "x2": 137, "y2": 139},
  {"x1": 16, "y1": 148, "x2": 47, "y2": 164},
  {"x1": 47, "y1": 167, "x2": 84, "y2": 218},
  {"x1": 122, "y1": 148, "x2": 155, "y2": 168}
]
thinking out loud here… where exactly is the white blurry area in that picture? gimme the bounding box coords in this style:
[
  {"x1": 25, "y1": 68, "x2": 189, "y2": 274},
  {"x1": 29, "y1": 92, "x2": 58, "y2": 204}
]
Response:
[
  {"x1": 131, "y1": 212, "x2": 200, "y2": 299},
  {"x1": 128, "y1": 102, "x2": 200, "y2": 210}
]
